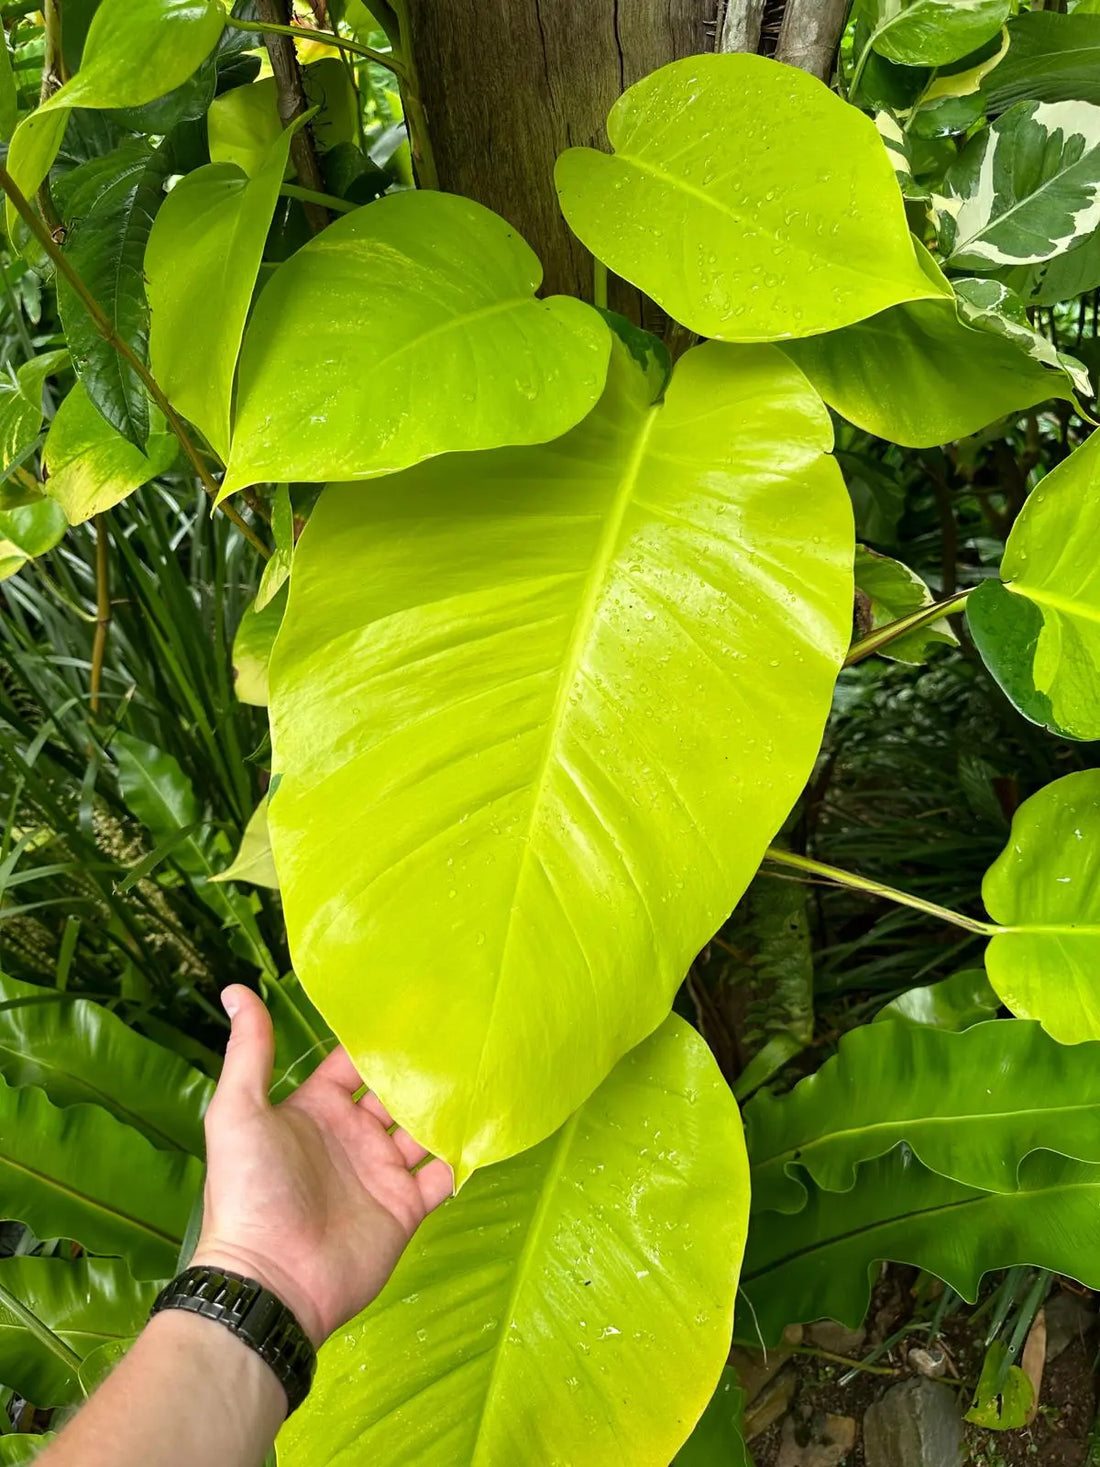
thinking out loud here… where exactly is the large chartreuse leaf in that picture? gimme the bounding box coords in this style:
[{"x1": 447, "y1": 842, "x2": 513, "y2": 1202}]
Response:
[
  {"x1": 0, "y1": 1073, "x2": 200, "y2": 1277},
  {"x1": 739, "y1": 1147, "x2": 1100, "y2": 1344},
  {"x1": 43, "y1": 381, "x2": 177, "y2": 523},
  {"x1": 747, "y1": 1018, "x2": 1100, "y2": 1214},
  {"x1": 554, "y1": 53, "x2": 944, "y2": 344},
  {"x1": 968, "y1": 431, "x2": 1100, "y2": 739},
  {"x1": 145, "y1": 121, "x2": 302, "y2": 462},
  {"x1": 982, "y1": 770, "x2": 1100, "y2": 1044},
  {"x1": 0, "y1": 970, "x2": 212, "y2": 1152},
  {"x1": 982, "y1": 11, "x2": 1100, "y2": 113},
  {"x1": 852, "y1": 0, "x2": 1010, "y2": 68},
  {"x1": 54, "y1": 140, "x2": 171, "y2": 445},
  {"x1": 268, "y1": 338, "x2": 852, "y2": 1182},
  {"x1": 0, "y1": 1255, "x2": 157, "y2": 1407},
  {"x1": 4, "y1": 0, "x2": 225, "y2": 239},
  {"x1": 279, "y1": 1017, "x2": 749, "y2": 1467},
  {"x1": 937, "y1": 101, "x2": 1100, "y2": 270},
  {"x1": 783, "y1": 246, "x2": 1082, "y2": 447},
  {"x1": 219, "y1": 191, "x2": 610, "y2": 496}
]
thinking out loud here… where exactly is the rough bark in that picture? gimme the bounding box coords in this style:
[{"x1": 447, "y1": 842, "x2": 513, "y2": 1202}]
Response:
[
  {"x1": 717, "y1": 0, "x2": 765, "y2": 54},
  {"x1": 774, "y1": 0, "x2": 847, "y2": 81},
  {"x1": 403, "y1": 0, "x2": 721, "y2": 305},
  {"x1": 256, "y1": 0, "x2": 330, "y2": 231}
]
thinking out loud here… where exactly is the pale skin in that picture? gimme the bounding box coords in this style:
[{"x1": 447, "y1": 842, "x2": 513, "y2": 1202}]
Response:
[{"x1": 38, "y1": 984, "x2": 453, "y2": 1467}]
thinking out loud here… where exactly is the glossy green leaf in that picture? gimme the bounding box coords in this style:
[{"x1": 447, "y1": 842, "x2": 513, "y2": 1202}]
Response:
[
  {"x1": 220, "y1": 191, "x2": 610, "y2": 496},
  {"x1": 0, "y1": 1436, "x2": 55, "y2": 1464},
  {"x1": 853, "y1": 0, "x2": 1010, "y2": 67},
  {"x1": 268, "y1": 339, "x2": 853, "y2": 1182},
  {"x1": 211, "y1": 798, "x2": 278, "y2": 890},
  {"x1": 113, "y1": 731, "x2": 276, "y2": 975},
  {"x1": 982, "y1": 11, "x2": 1100, "y2": 112},
  {"x1": 673, "y1": 1367, "x2": 752, "y2": 1467},
  {"x1": 873, "y1": 968, "x2": 1000, "y2": 1030},
  {"x1": 145, "y1": 122, "x2": 301, "y2": 461},
  {"x1": 783, "y1": 247, "x2": 1079, "y2": 448},
  {"x1": 232, "y1": 585, "x2": 287, "y2": 707},
  {"x1": 747, "y1": 1018, "x2": 1100, "y2": 1214},
  {"x1": 208, "y1": 59, "x2": 357, "y2": 179},
  {"x1": 43, "y1": 381, "x2": 177, "y2": 523},
  {"x1": 0, "y1": 350, "x2": 68, "y2": 481},
  {"x1": 555, "y1": 54, "x2": 944, "y2": 343},
  {"x1": 967, "y1": 431, "x2": 1100, "y2": 739},
  {"x1": 0, "y1": 1072, "x2": 200, "y2": 1278},
  {"x1": 4, "y1": 0, "x2": 226, "y2": 238},
  {"x1": 854, "y1": 546, "x2": 957, "y2": 663},
  {"x1": 0, "y1": 970, "x2": 212, "y2": 1153},
  {"x1": 738, "y1": 1147, "x2": 1100, "y2": 1344},
  {"x1": 279, "y1": 1017, "x2": 749, "y2": 1467},
  {"x1": 965, "y1": 1342, "x2": 1034, "y2": 1430},
  {"x1": 0, "y1": 1255, "x2": 156, "y2": 1407},
  {"x1": 54, "y1": 141, "x2": 171, "y2": 446},
  {"x1": 937, "y1": 101, "x2": 1100, "y2": 270},
  {"x1": 0, "y1": 500, "x2": 67, "y2": 581},
  {"x1": 983, "y1": 770, "x2": 1100, "y2": 1044}
]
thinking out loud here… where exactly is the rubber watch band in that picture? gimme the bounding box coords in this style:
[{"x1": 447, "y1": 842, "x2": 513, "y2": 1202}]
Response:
[{"x1": 150, "y1": 1265, "x2": 316, "y2": 1414}]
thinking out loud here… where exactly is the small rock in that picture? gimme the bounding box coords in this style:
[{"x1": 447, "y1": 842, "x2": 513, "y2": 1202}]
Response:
[
  {"x1": 805, "y1": 1321, "x2": 867, "y2": 1357},
  {"x1": 1044, "y1": 1289, "x2": 1098, "y2": 1363},
  {"x1": 863, "y1": 1378, "x2": 963, "y2": 1467},
  {"x1": 907, "y1": 1343, "x2": 948, "y2": 1379},
  {"x1": 776, "y1": 1412, "x2": 856, "y2": 1467},
  {"x1": 742, "y1": 1367, "x2": 797, "y2": 1442},
  {"x1": 731, "y1": 1323, "x2": 803, "y2": 1405}
]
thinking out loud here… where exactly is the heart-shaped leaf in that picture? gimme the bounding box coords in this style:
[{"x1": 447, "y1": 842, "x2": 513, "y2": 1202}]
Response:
[
  {"x1": 967, "y1": 430, "x2": 1100, "y2": 739},
  {"x1": 278, "y1": 1017, "x2": 749, "y2": 1467},
  {"x1": 852, "y1": 0, "x2": 1010, "y2": 69},
  {"x1": 554, "y1": 53, "x2": 945, "y2": 343},
  {"x1": 220, "y1": 191, "x2": 610, "y2": 496},
  {"x1": 268, "y1": 336, "x2": 853, "y2": 1181},
  {"x1": 983, "y1": 769, "x2": 1100, "y2": 1044}
]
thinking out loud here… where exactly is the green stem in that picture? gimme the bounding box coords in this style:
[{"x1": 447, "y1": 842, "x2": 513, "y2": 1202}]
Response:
[
  {"x1": 279, "y1": 182, "x2": 357, "y2": 215},
  {"x1": 762, "y1": 847, "x2": 1000, "y2": 937},
  {"x1": 0, "y1": 165, "x2": 270, "y2": 561},
  {"x1": 845, "y1": 588, "x2": 971, "y2": 666},
  {"x1": 787, "y1": 1345, "x2": 900, "y2": 1378},
  {"x1": 0, "y1": 1281, "x2": 84, "y2": 1381},
  {"x1": 848, "y1": 35, "x2": 874, "y2": 101},
  {"x1": 226, "y1": 16, "x2": 407, "y2": 80}
]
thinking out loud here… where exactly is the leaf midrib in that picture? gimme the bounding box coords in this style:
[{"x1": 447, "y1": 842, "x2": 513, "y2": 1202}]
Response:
[
  {"x1": 1008, "y1": 578, "x2": 1100, "y2": 628},
  {"x1": 0, "y1": 1144, "x2": 183, "y2": 1250}
]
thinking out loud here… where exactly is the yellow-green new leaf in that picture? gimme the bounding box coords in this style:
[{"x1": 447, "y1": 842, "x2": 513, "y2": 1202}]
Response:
[
  {"x1": 5, "y1": 0, "x2": 226, "y2": 238},
  {"x1": 220, "y1": 191, "x2": 610, "y2": 496},
  {"x1": 268, "y1": 339, "x2": 853, "y2": 1182},
  {"x1": 43, "y1": 381, "x2": 177, "y2": 523},
  {"x1": 554, "y1": 53, "x2": 945, "y2": 343},
  {"x1": 146, "y1": 123, "x2": 302, "y2": 461},
  {"x1": 983, "y1": 770, "x2": 1100, "y2": 1044},
  {"x1": 212, "y1": 798, "x2": 278, "y2": 889},
  {"x1": 968, "y1": 431, "x2": 1100, "y2": 739},
  {"x1": 279, "y1": 1018, "x2": 749, "y2": 1467}
]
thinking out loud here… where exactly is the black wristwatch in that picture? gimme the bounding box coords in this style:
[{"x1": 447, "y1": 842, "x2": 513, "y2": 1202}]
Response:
[{"x1": 150, "y1": 1265, "x2": 317, "y2": 1414}]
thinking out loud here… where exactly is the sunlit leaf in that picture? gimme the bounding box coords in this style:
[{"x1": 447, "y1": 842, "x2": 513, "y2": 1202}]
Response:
[
  {"x1": 968, "y1": 431, "x2": 1100, "y2": 739},
  {"x1": 555, "y1": 53, "x2": 946, "y2": 343},
  {"x1": 232, "y1": 585, "x2": 287, "y2": 707},
  {"x1": 983, "y1": 769, "x2": 1100, "y2": 1044},
  {"x1": 208, "y1": 58, "x2": 357, "y2": 179},
  {"x1": 146, "y1": 121, "x2": 301, "y2": 460},
  {"x1": 211, "y1": 797, "x2": 278, "y2": 889},
  {"x1": 43, "y1": 381, "x2": 177, "y2": 524},
  {"x1": 279, "y1": 1017, "x2": 749, "y2": 1467},
  {"x1": 268, "y1": 338, "x2": 853, "y2": 1181},
  {"x1": 220, "y1": 191, "x2": 610, "y2": 497}
]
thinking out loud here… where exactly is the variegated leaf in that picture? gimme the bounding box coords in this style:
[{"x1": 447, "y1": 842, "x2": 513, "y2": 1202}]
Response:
[
  {"x1": 937, "y1": 101, "x2": 1100, "y2": 270},
  {"x1": 954, "y1": 278, "x2": 1092, "y2": 398}
]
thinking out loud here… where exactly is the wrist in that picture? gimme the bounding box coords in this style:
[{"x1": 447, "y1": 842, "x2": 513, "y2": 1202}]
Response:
[{"x1": 190, "y1": 1242, "x2": 326, "y2": 1348}]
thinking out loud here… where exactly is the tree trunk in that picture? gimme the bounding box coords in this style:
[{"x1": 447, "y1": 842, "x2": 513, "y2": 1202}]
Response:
[{"x1": 404, "y1": 0, "x2": 720, "y2": 308}]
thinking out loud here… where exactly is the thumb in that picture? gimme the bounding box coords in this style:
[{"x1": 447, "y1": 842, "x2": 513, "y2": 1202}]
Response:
[{"x1": 216, "y1": 985, "x2": 275, "y2": 1106}]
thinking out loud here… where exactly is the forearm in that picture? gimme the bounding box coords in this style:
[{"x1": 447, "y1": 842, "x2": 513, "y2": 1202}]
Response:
[{"x1": 37, "y1": 1309, "x2": 286, "y2": 1467}]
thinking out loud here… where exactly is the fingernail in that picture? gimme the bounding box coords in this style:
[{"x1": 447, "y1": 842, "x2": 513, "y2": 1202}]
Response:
[{"x1": 221, "y1": 987, "x2": 239, "y2": 1018}]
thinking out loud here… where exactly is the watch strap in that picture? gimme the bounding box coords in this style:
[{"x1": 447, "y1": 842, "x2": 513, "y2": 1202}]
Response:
[{"x1": 150, "y1": 1265, "x2": 316, "y2": 1414}]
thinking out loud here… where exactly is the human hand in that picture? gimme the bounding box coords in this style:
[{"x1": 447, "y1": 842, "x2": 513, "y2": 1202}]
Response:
[{"x1": 191, "y1": 985, "x2": 453, "y2": 1346}]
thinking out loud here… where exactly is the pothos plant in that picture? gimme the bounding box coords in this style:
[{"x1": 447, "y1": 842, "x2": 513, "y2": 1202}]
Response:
[{"x1": 3, "y1": 0, "x2": 1100, "y2": 1461}]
